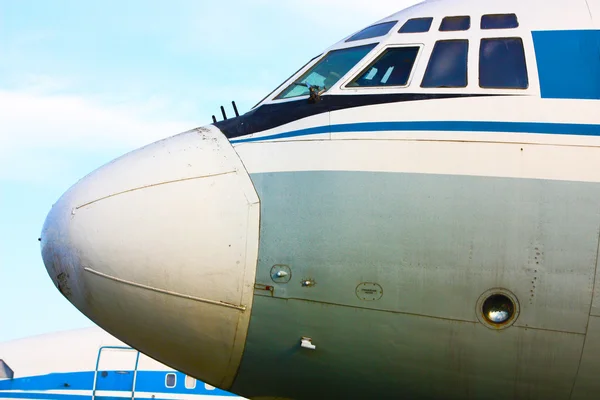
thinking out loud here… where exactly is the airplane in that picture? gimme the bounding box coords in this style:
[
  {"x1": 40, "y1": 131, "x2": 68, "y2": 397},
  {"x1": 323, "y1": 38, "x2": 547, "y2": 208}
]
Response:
[
  {"x1": 0, "y1": 327, "x2": 243, "y2": 399},
  {"x1": 38, "y1": 0, "x2": 600, "y2": 398}
]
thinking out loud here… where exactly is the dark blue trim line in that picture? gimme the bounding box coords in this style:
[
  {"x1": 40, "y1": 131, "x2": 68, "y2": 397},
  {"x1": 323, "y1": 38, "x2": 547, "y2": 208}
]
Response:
[
  {"x1": 216, "y1": 93, "x2": 495, "y2": 139},
  {"x1": 230, "y1": 121, "x2": 600, "y2": 144}
]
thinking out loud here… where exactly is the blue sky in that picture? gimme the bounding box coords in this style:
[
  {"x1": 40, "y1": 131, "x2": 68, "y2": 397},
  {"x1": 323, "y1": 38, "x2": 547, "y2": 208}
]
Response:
[{"x1": 0, "y1": 0, "x2": 416, "y2": 342}]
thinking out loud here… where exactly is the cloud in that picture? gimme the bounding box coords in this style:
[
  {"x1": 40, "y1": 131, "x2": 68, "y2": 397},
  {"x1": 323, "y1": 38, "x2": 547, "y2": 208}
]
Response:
[
  {"x1": 0, "y1": 90, "x2": 192, "y2": 149},
  {"x1": 0, "y1": 89, "x2": 194, "y2": 183},
  {"x1": 164, "y1": 0, "x2": 422, "y2": 58}
]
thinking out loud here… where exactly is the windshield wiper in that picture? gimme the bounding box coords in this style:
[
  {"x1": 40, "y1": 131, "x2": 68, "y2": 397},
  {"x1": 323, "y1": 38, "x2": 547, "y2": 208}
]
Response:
[{"x1": 291, "y1": 82, "x2": 325, "y2": 103}]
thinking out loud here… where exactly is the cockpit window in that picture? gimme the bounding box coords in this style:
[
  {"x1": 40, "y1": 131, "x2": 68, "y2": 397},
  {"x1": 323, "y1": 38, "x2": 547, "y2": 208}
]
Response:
[
  {"x1": 440, "y1": 16, "x2": 470, "y2": 31},
  {"x1": 346, "y1": 21, "x2": 398, "y2": 42},
  {"x1": 421, "y1": 40, "x2": 468, "y2": 88},
  {"x1": 479, "y1": 38, "x2": 528, "y2": 89},
  {"x1": 276, "y1": 44, "x2": 377, "y2": 99},
  {"x1": 348, "y1": 46, "x2": 420, "y2": 87},
  {"x1": 481, "y1": 14, "x2": 519, "y2": 29},
  {"x1": 252, "y1": 54, "x2": 321, "y2": 108},
  {"x1": 398, "y1": 17, "x2": 433, "y2": 33}
]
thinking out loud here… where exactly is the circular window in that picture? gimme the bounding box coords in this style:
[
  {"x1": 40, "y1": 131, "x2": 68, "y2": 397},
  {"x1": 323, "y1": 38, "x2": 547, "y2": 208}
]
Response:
[{"x1": 476, "y1": 288, "x2": 519, "y2": 329}]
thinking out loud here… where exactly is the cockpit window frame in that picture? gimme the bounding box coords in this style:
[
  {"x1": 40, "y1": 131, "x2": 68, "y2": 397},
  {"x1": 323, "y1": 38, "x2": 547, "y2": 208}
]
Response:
[
  {"x1": 479, "y1": 37, "x2": 529, "y2": 89},
  {"x1": 251, "y1": 53, "x2": 323, "y2": 109},
  {"x1": 439, "y1": 15, "x2": 471, "y2": 32},
  {"x1": 398, "y1": 17, "x2": 434, "y2": 34},
  {"x1": 481, "y1": 14, "x2": 519, "y2": 30},
  {"x1": 273, "y1": 43, "x2": 379, "y2": 101},
  {"x1": 421, "y1": 39, "x2": 470, "y2": 89},
  {"x1": 346, "y1": 20, "x2": 398, "y2": 42},
  {"x1": 342, "y1": 44, "x2": 424, "y2": 90}
]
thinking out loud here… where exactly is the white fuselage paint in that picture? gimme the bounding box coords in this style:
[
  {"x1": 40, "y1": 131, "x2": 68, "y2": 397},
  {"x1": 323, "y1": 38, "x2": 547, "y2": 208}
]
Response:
[{"x1": 234, "y1": 97, "x2": 600, "y2": 183}]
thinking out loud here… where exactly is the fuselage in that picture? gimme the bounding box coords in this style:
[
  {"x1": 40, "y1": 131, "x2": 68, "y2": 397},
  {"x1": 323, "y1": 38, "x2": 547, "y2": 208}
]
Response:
[
  {"x1": 39, "y1": 0, "x2": 600, "y2": 399},
  {"x1": 0, "y1": 328, "x2": 241, "y2": 399}
]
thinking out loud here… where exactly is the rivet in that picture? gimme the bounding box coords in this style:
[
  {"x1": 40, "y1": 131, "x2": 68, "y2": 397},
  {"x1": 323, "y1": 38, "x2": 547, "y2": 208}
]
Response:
[{"x1": 301, "y1": 279, "x2": 316, "y2": 287}]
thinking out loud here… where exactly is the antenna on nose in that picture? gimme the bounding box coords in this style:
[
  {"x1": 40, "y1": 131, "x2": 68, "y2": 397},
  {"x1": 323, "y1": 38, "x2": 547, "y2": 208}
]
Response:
[{"x1": 212, "y1": 101, "x2": 240, "y2": 123}]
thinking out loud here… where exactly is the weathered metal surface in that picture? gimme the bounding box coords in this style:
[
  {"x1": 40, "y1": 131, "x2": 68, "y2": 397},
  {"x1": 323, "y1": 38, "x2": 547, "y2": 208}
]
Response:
[
  {"x1": 40, "y1": 126, "x2": 260, "y2": 390},
  {"x1": 254, "y1": 284, "x2": 274, "y2": 297},
  {"x1": 83, "y1": 267, "x2": 247, "y2": 311},
  {"x1": 233, "y1": 170, "x2": 600, "y2": 399},
  {"x1": 56, "y1": 272, "x2": 72, "y2": 298},
  {"x1": 249, "y1": 171, "x2": 600, "y2": 334},
  {"x1": 355, "y1": 282, "x2": 383, "y2": 301},
  {"x1": 234, "y1": 296, "x2": 584, "y2": 399},
  {"x1": 571, "y1": 316, "x2": 600, "y2": 399}
]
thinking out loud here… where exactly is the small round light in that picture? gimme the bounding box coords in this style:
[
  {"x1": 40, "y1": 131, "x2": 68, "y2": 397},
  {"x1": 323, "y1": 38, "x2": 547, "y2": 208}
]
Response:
[
  {"x1": 482, "y1": 294, "x2": 514, "y2": 324},
  {"x1": 476, "y1": 288, "x2": 520, "y2": 330}
]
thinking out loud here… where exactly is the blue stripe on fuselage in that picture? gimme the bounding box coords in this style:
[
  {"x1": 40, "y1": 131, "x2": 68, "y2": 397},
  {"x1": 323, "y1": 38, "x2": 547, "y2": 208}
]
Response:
[
  {"x1": 0, "y1": 370, "x2": 236, "y2": 397},
  {"x1": 0, "y1": 393, "x2": 92, "y2": 400},
  {"x1": 229, "y1": 121, "x2": 600, "y2": 143},
  {"x1": 533, "y1": 30, "x2": 600, "y2": 100},
  {"x1": 0, "y1": 372, "x2": 93, "y2": 392}
]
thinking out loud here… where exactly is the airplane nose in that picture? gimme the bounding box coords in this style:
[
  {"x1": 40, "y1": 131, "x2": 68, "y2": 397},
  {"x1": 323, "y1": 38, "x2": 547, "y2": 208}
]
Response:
[{"x1": 40, "y1": 126, "x2": 260, "y2": 389}]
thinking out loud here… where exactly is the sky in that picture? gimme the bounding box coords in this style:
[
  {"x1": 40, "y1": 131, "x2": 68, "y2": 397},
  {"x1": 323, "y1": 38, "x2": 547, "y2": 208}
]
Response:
[{"x1": 0, "y1": 0, "x2": 419, "y2": 343}]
